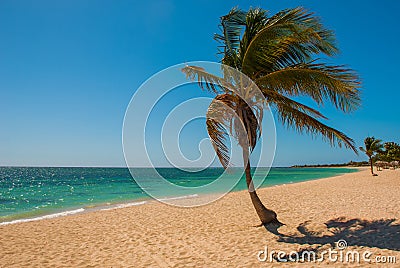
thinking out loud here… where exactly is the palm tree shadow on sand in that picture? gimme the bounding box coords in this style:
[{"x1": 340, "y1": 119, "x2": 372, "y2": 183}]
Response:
[{"x1": 264, "y1": 217, "x2": 400, "y2": 251}]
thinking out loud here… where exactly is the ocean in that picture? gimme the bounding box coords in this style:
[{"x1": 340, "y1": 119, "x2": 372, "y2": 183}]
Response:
[{"x1": 0, "y1": 167, "x2": 357, "y2": 224}]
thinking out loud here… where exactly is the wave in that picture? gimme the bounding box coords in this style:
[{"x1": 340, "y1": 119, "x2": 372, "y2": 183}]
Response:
[
  {"x1": 0, "y1": 208, "x2": 85, "y2": 226},
  {"x1": 99, "y1": 201, "x2": 148, "y2": 211},
  {"x1": 158, "y1": 194, "x2": 199, "y2": 201},
  {"x1": 0, "y1": 194, "x2": 199, "y2": 225}
]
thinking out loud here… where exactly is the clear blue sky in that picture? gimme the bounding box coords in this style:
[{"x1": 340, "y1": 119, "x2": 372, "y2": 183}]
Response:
[{"x1": 0, "y1": 0, "x2": 399, "y2": 167}]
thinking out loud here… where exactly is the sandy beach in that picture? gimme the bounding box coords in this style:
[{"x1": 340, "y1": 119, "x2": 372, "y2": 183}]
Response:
[{"x1": 1, "y1": 167, "x2": 399, "y2": 267}]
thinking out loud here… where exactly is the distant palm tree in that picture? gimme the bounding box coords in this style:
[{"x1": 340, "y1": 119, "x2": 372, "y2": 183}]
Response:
[
  {"x1": 383, "y1": 142, "x2": 400, "y2": 162},
  {"x1": 360, "y1": 137, "x2": 383, "y2": 175},
  {"x1": 182, "y1": 7, "x2": 360, "y2": 226}
]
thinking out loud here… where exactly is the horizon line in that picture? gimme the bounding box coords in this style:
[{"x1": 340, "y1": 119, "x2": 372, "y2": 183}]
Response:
[{"x1": 0, "y1": 164, "x2": 360, "y2": 168}]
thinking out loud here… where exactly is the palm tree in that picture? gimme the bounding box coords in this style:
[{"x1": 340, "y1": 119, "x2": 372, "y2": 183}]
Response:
[
  {"x1": 383, "y1": 142, "x2": 400, "y2": 162},
  {"x1": 182, "y1": 7, "x2": 361, "y2": 226},
  {"x1": 359, "y1": 137, "x2": 383, "y2": 175}
]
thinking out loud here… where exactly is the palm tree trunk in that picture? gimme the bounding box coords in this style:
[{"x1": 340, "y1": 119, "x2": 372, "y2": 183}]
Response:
[
  {"x1": 242, "y1": 149, "x2": 280, "y2": 225},
  {"x1": 369, "y1": 156, "x2": 374, "y2": 175}
]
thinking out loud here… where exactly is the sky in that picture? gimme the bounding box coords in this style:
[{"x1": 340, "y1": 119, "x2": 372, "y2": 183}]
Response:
[{"x1": 0, "y1": 0, "x2": 399, "y2": 167}]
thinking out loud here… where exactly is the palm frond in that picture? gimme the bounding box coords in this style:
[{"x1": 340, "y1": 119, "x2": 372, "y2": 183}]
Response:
[
  {"x1": 256, "y1": 63, "x2": 361, "y2": 112},
  {"x1": 262, "y1": 88, "x2": 328, "y2": 119},
  {"x1": 207, "y1": 94, "x2": 261, "y2": 159},
  {"x1": 271, "y1": 101, "x2": 358, "y2": 153},
  {"x1": 241, "y1": 7, "x2": 337, "y2": 76},
  {"x1": 266, "y1": 7, "x2": 337, "y2": 56},
  {"x1": 206, "y1": 118, "x2": 231, "y2": 169},
  {"x1": 181, "y1": 65, "x2": 235, "y2": 94},
  {"x1": 239, "y1": 8, "x2": 269, "y2": 60},
  {"x1": 214, "y1": 7, "x2": 246, "y2": 68},
  {"x1": 360, "y1": 137, "x2": 383, "y2": 157}
]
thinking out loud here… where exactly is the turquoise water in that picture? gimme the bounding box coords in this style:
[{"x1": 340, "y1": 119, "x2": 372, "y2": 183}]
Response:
[{"x1": 0, "y1": 167, "x2": 357, "y2": 223}]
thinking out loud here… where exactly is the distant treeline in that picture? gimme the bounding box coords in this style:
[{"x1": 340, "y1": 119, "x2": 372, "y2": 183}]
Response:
[{"x1": 291, "y1": 161, "x2": 369, "y2": 168}]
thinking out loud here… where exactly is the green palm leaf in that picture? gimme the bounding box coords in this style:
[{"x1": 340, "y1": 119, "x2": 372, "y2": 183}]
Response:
[
  {"x1": 262, "y1": 88, "x2": 328, "y2": 119},
  {"x1": 241, "y1": 7, "x2": 337, "y2": 76},
  {"x1": 214, "y1": 7, "x2": 246, "y2": 68},
  {"x1": 270, "y1": 101, "x2": 357, "y2": 152},
  {"x1": 256, "y1": 63, "x2": 361, "y2": 112}
]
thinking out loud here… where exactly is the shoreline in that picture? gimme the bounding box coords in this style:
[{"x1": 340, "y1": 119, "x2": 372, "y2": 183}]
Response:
[{"x1": 0, "y1": 167, "x2": 359, "y2": 226}]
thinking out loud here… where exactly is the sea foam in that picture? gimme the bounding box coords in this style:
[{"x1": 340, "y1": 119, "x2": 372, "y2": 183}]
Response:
[
  {"x1": 99, "y1": 201, "x2": 148, "y2": 211},
  {"x1": 158, "y1": 194, "x2": 199, "y2": 201},
  {"x1": 0, "y1": 208, "x2": 85, "y2": 226}
]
